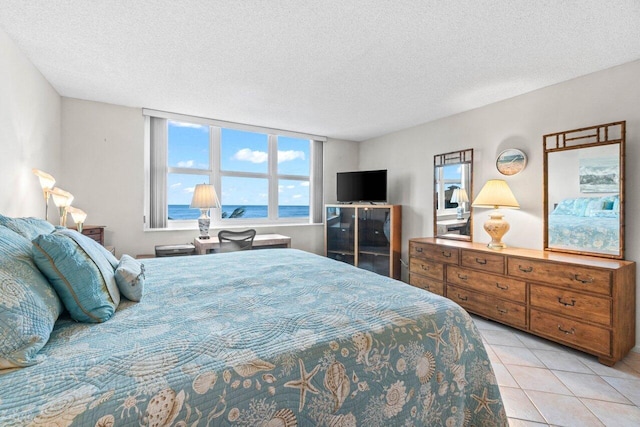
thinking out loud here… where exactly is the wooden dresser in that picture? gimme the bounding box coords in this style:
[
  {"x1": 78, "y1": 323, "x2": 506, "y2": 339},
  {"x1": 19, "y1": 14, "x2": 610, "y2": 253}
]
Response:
[{"x1": 409, "y1": 237, "x2": 636, "y2": 366}]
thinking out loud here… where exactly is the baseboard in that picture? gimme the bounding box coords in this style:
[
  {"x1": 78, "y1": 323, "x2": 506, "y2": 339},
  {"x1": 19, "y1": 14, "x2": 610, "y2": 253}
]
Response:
[{"x1": 632, "y1": 345, "x2": 640, "y2": 354}]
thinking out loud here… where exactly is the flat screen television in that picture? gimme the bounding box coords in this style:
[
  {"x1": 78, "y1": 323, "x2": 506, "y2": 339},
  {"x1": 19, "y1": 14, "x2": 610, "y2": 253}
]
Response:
[{"x1": 337, "y1": 169, "x2": 387, "y2": 203}]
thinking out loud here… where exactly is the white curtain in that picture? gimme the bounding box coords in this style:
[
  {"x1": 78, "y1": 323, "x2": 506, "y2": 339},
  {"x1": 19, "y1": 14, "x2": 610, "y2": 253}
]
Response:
[
  {"x1": 310, "y1": 139, "x2": 324, "y2": 224},
  {"x1": 149, "y1": 117, "x2": 167, "y2": 229}
]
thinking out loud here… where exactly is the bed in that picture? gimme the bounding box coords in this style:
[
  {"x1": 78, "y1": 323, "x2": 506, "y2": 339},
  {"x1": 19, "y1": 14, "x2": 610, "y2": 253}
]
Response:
[
  {"x1": 548, "y1": 195, "x2": 619, "y2": 255},
  {"x1": 0, "y1": 220, "x2": 506, "y2": 427}
]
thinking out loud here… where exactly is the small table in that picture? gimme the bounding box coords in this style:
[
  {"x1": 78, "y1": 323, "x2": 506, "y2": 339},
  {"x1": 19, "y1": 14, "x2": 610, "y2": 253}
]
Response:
[{"x1": 194, "y1": 234, "x2": 291, "y2": 255}]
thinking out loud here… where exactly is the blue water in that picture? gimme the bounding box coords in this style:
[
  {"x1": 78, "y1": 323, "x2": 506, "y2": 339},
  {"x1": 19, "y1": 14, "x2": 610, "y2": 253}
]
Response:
[{"x1": 168, "y1": 204, "x2": 309, "y2": 220}]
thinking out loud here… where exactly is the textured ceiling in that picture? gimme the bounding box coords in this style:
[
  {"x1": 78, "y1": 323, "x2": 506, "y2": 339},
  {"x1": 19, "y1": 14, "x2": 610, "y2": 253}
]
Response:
[{"x1": 1, "y1": 1, "x2": 639, "y2": 141}]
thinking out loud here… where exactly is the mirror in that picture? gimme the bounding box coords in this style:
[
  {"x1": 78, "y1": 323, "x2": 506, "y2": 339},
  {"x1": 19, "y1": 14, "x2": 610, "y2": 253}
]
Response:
[
  {"x1": 544, "y1": 121, "x2": 625, "y2": 259},
  {"x1": 434, "y1": 149, "x2": 473, "y2": 241}
]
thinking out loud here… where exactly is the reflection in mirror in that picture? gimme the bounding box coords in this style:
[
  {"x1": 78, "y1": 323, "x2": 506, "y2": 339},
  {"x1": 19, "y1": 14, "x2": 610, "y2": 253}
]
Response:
[
  {"x1": 434, "y1": 149, "x2": 473, "y2": 241},
  {"x1": 544, "y1": 122, "x2": 625, "y2": 259}
]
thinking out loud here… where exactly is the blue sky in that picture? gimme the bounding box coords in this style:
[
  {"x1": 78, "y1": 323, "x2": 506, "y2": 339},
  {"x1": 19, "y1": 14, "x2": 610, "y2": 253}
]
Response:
[{"x1": 167, "y1": 122, "x2": 310, "y2": 206}]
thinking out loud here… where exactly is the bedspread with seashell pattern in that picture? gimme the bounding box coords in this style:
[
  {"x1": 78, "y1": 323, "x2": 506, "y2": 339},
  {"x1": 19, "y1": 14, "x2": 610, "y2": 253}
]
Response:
[{"x1": 0, "y1": 249, "x2": 506, "y2": 427}]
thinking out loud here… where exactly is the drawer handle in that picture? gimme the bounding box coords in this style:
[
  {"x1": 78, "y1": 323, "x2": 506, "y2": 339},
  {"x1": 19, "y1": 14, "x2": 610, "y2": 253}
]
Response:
[
  {"x1": 420, "y1": 264, "x2": 430, "y2": 271},
  {"x1": 475, "y1": 258, "x2": 487, "y2": 265},
  {"x1": 416, "y1": 247, "x2": 423, "y2": 253},
  {"x1": 496, "y1": 307, "x2": 508, "y2": 315},
  {"x1": 518, "y1": 265, "x2": 533, "y2": 273},
  {"x1": 457, "y1": 294, "x2": 468, "y2": 301},
  {"x1": 558, "y1": 297, "x2": 576, "y2": 307},
  {"x1": 558, "y1": 325, "x2": 575, "y2": 335},
  {"x1": 573, "y1": 274, "x2": 594, "y2": 284},
  {"x1": 457, "y1": 273, "x2": 468, "y2": 280},
  {"x1": 496, "y1": 283, "x2": 509, "y2": 290},
  {"x1": 442, "y1": 251, "x2": 452, "y2": 258}
]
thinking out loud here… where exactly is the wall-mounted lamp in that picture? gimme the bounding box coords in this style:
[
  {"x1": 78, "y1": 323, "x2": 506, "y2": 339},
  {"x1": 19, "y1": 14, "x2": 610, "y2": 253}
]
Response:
[
  {"x1": 49, "y1": 187, "x2": 74, "y2": 227},
  {"x1": 472, "y1": 179, "x2": 519, "y2": 249},
  {"x1": 32, "y1": 169, "x2": 56, "y2": 221}
]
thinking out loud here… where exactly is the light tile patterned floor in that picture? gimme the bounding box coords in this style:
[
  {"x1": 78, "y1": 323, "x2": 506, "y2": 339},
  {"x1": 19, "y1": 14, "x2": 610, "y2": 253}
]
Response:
[{"x1": 471, "y1": 315, "x2": 640, "y2": 427}]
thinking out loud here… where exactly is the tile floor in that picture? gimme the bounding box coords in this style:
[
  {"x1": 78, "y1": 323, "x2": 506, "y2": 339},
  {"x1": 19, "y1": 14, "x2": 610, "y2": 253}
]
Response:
[{"x1": 471, "y1": 315, "x2": 640, "y2": 427}]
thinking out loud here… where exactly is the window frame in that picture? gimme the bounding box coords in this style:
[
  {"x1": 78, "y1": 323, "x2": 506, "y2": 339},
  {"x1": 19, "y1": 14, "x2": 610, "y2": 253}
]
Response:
[{"x1": 144, "y1": 109, "x2": 325, "y2": 230}]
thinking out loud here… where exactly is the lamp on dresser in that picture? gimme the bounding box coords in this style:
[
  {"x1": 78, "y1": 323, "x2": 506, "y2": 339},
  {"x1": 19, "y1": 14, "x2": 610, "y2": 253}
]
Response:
[
  {"x1": 190, "y1": 183, "x2": 221, "y2": 239},
  {"x1": 471, "y1": 179, "x2": 519, "y2": 249},
  {"x1": 67, "y1": 207, "x2": 87, "y2": 233}
]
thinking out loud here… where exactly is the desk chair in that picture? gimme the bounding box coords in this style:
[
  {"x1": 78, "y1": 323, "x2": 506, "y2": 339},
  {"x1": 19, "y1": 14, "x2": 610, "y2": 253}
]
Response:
[{"x1": 217, "y1": 229, "x2": 256, "y2": 253}]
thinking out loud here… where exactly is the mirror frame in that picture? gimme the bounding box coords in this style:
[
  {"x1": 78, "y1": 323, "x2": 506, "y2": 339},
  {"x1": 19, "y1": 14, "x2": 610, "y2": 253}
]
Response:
[
  {"x1": 543, "y1": 121, "x2": 625, "y2": 259},
  {"x1": 433, "y1": 148, "x2": 474, "y2": 241}
]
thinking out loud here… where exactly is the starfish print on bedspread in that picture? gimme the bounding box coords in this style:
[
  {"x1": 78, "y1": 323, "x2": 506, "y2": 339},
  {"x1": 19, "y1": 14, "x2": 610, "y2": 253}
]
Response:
[
  {"x1": 426, "y1": 320, "x2": 447, "y2": 354},
  {"x1": 284, "y1": 358, "x2": 321, "y2": 411},
  {"x1": 471, "y1": 387, "x2": 499, "y2": 416}
]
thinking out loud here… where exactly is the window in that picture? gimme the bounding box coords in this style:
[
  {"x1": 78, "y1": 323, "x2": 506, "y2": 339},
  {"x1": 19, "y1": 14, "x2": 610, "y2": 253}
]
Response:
[{"x1": 146, "y1": 110, "x2": 325, "y2": 229}]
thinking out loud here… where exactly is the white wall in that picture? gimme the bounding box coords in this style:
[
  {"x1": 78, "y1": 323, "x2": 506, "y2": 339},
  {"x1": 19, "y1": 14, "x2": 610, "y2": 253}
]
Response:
[
  {"x1": 0, "y1": 28, "x2": 61, "y2": 216},
  {"x1": 359, "y1": 59, "x2": 640, "y2": 346},
  {"x1": 61, "y1": 97, "x2": 359, "y2": 257}
]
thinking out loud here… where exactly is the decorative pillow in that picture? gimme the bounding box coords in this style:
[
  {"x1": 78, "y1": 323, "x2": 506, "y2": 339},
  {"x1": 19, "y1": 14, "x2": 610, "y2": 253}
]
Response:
[
  {"x1": 0, "y1": 226, "x2": 63, "y2": 369},
  {"x1": 115, "y1": 255, "x2": 145, "y2": 302},
  {"x1": 552, "y1": 198, "x2": 576, "y2": 215},
  {"x1": 584, "y1": 198, "x2": 605, "y2": 217},
  {"x1": 0, "y1": 214, "x2": 55, "y2": 240},
  {"x1": 32, "y1": 229, "x2": 120, "y2": 323}
]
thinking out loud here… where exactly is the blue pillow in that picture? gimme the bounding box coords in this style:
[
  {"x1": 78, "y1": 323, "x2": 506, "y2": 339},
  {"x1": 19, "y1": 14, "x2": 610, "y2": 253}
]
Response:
[
  {"x1": 32, "y1": 229, "x2": 120, "y2": 323},
  {"x1": 115, "y1": 255, "x2": 145, "y2": 302},
  {"x1": 0, "y1": 226, "x2": 63, "y2": 369},
  {"x1": 0, "y1": 214, "x2": 55, "y2": 240}
]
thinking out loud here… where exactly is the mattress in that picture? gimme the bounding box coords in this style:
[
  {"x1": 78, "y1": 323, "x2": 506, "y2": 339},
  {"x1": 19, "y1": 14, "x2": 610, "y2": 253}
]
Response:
[{"x1": 0, "y1": 249, "x2": 506, "y2": 426}]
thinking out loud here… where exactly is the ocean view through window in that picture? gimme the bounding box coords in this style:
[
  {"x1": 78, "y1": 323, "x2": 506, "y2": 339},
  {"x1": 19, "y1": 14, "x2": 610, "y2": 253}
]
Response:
[{"x1": 144, "y1": 109, "x2": 325, "y2": 228}]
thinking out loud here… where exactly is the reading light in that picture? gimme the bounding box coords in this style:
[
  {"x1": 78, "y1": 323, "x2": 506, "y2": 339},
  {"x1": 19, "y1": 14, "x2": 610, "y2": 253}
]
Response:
[
  {"x1": 450, "y1": 188, "x2": 469, "y2": 220},
  {"x1": 32, "y1": 169, "x2": 56, "y2": 220},
  {"x1": 49, "y1": 187, "x2": 74, "y2": 227},
  {"x1": 472, "y1": 179, "x2": 519, "y2": 249},
  {"x1": 67, "y1": 207, "x2": 87, "y2": 233},
  {"x1": 190, "y1": 184, "x2": 221, "y2": 239}
]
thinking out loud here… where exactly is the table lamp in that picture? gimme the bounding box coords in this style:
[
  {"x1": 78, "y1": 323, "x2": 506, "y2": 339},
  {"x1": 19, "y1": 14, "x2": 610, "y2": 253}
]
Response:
[
  {"x1": 49, "y1": 187, "x2": 74, "y2": 227},
  {"x1": 450, "y1": 188, "x2": 469, "y2": 220},
  {"x1": 472, "y1": 179, "x2": 519, "y2": 249},
  {"x1": 32, "y1": 169, "x2": 56, "y2": 221},
  {"x1": 190, "y1": 184, "x2": 221, "y2": 239}
]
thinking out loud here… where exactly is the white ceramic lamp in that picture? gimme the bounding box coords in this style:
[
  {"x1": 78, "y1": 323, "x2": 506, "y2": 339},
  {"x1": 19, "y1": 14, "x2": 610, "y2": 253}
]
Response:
[
  {"x1": 67, "y1": 207, "x2": 87, "y2": 233},
  {"x1": 49, "y1": 187, "x2": 74, "y2": 227},
  {"x1": 32, "y1": 169, "x2": 56, "y2": 221},
  {"x1": 450, "y1": 188, "x2": 469, "y2": 220},
  {"x1": 472, "y1": 179, "x2": 519, "y2": 249},
  {"x1": 190, "y1": 184, "x2": 221, "y2": 239}
]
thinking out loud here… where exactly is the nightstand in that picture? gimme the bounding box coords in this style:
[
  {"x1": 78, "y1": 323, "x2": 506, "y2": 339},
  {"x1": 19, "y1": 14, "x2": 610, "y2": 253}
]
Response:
[{"x1": 70, "y1": 225, "x2": 106, "y2": 245}]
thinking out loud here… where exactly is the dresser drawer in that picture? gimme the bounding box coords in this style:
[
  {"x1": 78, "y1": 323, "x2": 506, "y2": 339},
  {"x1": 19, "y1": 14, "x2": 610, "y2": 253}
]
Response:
[
  {"x1": 507, "y1": 257, "x2": 612, "y2": 296},
  {"x1": 530, "y1": 284, "x2": 611, "y2": 326},
  {"x1": 448, "y1": 285, "x2": 527, "y2": 328},
  {"x1": 409, "y1": 274, "x2": 445, "y2": 296},
  {"x1": 530, "y1": 308, "x2": 611, "y2": 356},
  {"x1": 461, "y1": 249, "x2": 505, "y2": 274},
  {"x1": 447, "y1": 265, "x2": 526, "y2": 303},
  {"x1": 410, "y1": 242, "x2": 459, "y2": 264},
  {"x1": 409, "y1": 258, "x2": 444, "y2": 281}
]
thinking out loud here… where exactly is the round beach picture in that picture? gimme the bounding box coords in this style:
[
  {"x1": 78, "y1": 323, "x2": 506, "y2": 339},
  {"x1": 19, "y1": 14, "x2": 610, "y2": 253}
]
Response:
[{"x1": 496, "y1": 149, "x2": 527, "y2": 176}]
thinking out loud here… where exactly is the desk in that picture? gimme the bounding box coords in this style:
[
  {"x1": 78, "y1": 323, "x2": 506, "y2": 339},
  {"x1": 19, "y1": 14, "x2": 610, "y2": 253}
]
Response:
[{"x1": 194, "y1": 234, "x2": 291, "y2": 255}]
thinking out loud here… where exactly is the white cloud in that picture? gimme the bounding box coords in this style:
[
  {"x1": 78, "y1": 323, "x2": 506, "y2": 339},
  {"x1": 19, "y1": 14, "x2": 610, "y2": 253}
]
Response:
[
  {"x1": 233, "y1": 148, "x2": 268, "y2": 163},
  {"x1": 286, "y1": 185, "x2": 295, "y2": 189},
  {"x1": 292, "y1": 194, "x2": 302, "y2": 199},
  {"x1": 185, "y1": 186, "x2": 195, "y2": 193},
  {"x1": 169, "y1": 121, "x2": 208, "y2": 131},
  {"x1": 278, "y1": 150, "x2": 305, "y2": 163},
  {"x1": 300, "y1": 182, "x2": 310, "y2": 187},
  {"x1": 177, "y1": 160, "x2": 195, "y2": 167},
  {"x1": 170, "y1": 182, "x2": 182, "y2": 189}
]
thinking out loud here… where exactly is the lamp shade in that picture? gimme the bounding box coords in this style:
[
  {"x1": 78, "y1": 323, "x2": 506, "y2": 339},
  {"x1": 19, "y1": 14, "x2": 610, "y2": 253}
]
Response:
[
  {"x1": 32, "y1": 169, "x2": 56, "y2": 190},
  {"x1": 190, "y1": 184, "x2": 221, "y2": 209},
  {"x1": 450, "y1": 188, "x2": 469, "y2": 204},
  {"x1": 49, "y1": 187, "x2": 74, "y2": 207},
  {"x1": 472, "y1": 179, "x2": 519, "y2": 209},
  {"x1": 67, "y1": 207, "x2": 87, "y2": 224}
]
